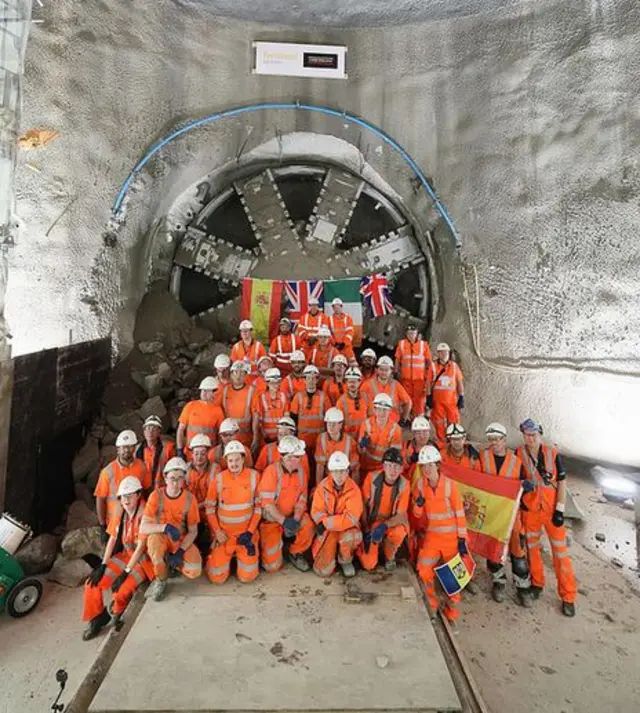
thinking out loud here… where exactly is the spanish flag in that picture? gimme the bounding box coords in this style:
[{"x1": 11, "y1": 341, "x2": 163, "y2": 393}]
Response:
[
  {"x1": 241, "y1": 279, "x2": 283, "y2": 345},
  {"x1": 442, "y1": 463, "x2": 522, "y2": 564}
]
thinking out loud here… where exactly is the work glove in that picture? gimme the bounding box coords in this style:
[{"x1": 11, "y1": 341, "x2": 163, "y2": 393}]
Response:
[
  {"x1": 315, "y1": 522, "x2": 327, "y2": 537},
  {"x1": 166, "y1": 548, "x2": 185, "y2": 569},
  {"x1": 100, "y1": 525, "x2": 110, "y2": 545},
  {"x1": 237, "y1": 531, "x2": 256, "y2": 556},
  {"x1": 521, "y1": 479, "x2": 536, "y2": 494},
  {"x1": 426, "y1": 395, "x2": 434, "y2": 409},
  {"x1": 335, "y1": 342, "x2": 345, "y2": 350},
  {"x1": 164, "y1": 524, "x2": 181, "y2": 542},
  {"x1": 457, "y1": 394, "x2": 465, "y2": 410},
  {"x1": 415, "y1": 494, "x2": 425, "y2": 507},
  {"x1": 283, "y1": 517, "x2": 300, "y2": 538},
  {"x1": 363, "y1": 531, "x2": 372, "y2": 552},
  {"x1": 410, "y1": 452, "x2": 419, "y2": 464},
  {"x1": 551, "y1": 509, "x2": 564, "y2": 528},
  {"x1": 371, "y1": 523, "x2": 388, "y2": 544},
  {"x1": 87, "y1": 563, "x2": 106, "y2": 587},
  {"x1": 458, "y1": 538, "x2": 468, "y2": 556},
  {"x1": 176, "y1": 447, "x2": 185, "y2": 459},
  {"x1": 111, "y1": 571, "x2": 129, "y2": 593},
  {"x1": 359, "y1": 435, "x2": 371, "y2": 450}
]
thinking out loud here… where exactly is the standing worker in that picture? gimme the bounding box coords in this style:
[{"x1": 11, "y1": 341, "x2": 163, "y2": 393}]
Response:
[
  {"x1": 322, "y1": 354, "x2": 349, "y2": 405},
  {"x1": 176, "y1": 376, "x2": 223, "y2": 458},
  {"x1": 358, "y1": 393, "x2": 403, "y2": 476},
  {"x1": 427, "y1": 343, "x2": 464, "y2": 445},
  {"x1": 441, "y1": 423, "x2": 480, "y2": 469},
  {"x1": 412, "y1": 445, "x2": 468, "y2": 625},
  {"x1": 307, "y1": 326, "x2": 338, "y2": 382},
  {"x1": 288, "y1": 364, "x2": 327, "y2": 453},
  {"x1": 311, "y1": 451, "x2": 363, "y2": 578},
  {"x1": 141, "y1": 457, "x2": 202, "y2": 601},
  {"x1": 219, "y1": 362, "x2": 258, "y2": 450},
  {"x1": 297, "y1": 296, "x2": 329, "y2": 347},
  {"x1": 327, "y1": 297, "x2": 356, "y2": 361},
  {"x1": 258, "y1": 435, "x2": 314, "y2": 573},
  {"x1": 315, "y1": 407, "x2": 360, "y2": 487},
  {"x1": 395, "y1": 325, "x2": 432, "y2": 418},
  {"x1": 362, "y1": 356, "x2": 412, "y2": 426},
  {"x1": 254, "y1": 368, "x2": 289, "y2": 445},
  {"x1": 336, "y1": 367, "x2": 372, "y2": 438},
  {"x1": 269, "y1": 317, "x2": 299, "y2": 375},
  {"x1": 359, "y1": 348, "x2": 377, "y2": 382},
  {"x1": 516, "y1": 419, "x2": 577, "y2": 616},
  {"x1": 213, "y1": 353, "x2": 231, "y2": 390},
  {"x1": 358, "y1": 448, "x2": 410, "y2": 572},
  {"x1": 136, "y1": 415, "x2": 176, "y2": 489},
  {"x1": 402, "y1": 416, "x2": 438, "y2": 485},
  {"x1": 231, "y1": 320, "x2": 267, "y2": 383},
  {"x1": 282, "y1": 350, "x2": 307, "y2": 400}
]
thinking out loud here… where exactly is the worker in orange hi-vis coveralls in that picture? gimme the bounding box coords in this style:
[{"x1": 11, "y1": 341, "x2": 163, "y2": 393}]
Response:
[
  {"x1": 94, "y1": 430, "x2": 150, "y2": 535},
  {"x1": 516, "y1": 419, "x2": 577, "y2": 617},
  {"x1": 426, "y1": 343, "x2": 464, "y2": 445},
  {"x1": 322, "y1": 353, "x2": 349, "y2": 405},
  {"x1": 441, "y1": 423, "x2": 481, "y2": 470},
  {"x1": 288, "y1": 364, "x2": 328, "y2": 452},
  {"x1": 402, "y1": 416, "x2": 440, "y2": 486},
  {"x1": 204, "y1": 440, "x2": 261, "y2": 584},
  {"x1": 296, "y1": 296, "x2": 329, "y2": 347},
  {"x1": 282, "y1": 350, "x2": 307, "y2": 400},
  {"x1": 230, "y1": 319, "x2": 267, "y2": 384},
  {"x1": 315, "y1": 407, "x2": 360, "y2": 487},
  {"x1": 395, "y1": 324, "x2": 433, "y2": 418},
  {"x1": 258, "y1": 435, "x2": 315, "y2": 574},
  {"x1": 185, "y1": 434, "x2": 220, "y2": 552},
  {"x1": 253, "y1": 367, "x2": 289, "y2": 445},
  {"x1": 82, "y1": 476, "x2": 154, "y2": 641},
  {"x1": 362, "y1": 356, "x2": 412, "y2": 426},
  {"x1": 479, "y1": 423, "x2": 533, "y2": 607},
  {"x1": 252, "y1": 355, "x2": 275, "y2": 397},
  {"x1": 219, "y1": 362, "x2": 259, "y2": 451},
  {"x1": 411, "y1": 445, "x2": 468, "y2": 624},
  {"x1": 327, "y1": 298, "x2": 356, "y2": 363},
  {"x1": 141, "y1": 457, "x2": 202, "y2": 602},
  {"x1": 136, "y1": 415, "x2": 176, "y2": 489},
  {"x1": 358, "y1": 447, "x2": 410, "y2": 572},
  {"x1": 359, "y1": 348, "x2": 377, "y2": 383},
  {"x1": 306, "y1": 326, "x2": 338, "y2": 382},
  {"x1": 269, "y1": 317, "x2": 300, "y2": 376},
  {"x1": 336, "y1": 367, "x2": 373, "y2": 438},
  {"x1": 176, "y1": 376, "x2": 224, "y2": 458},
  {"x1": 209, "y1": 418, "x2": 254, "y2": 468},
  {"x1": 311, "y1": 451, "x2": 364, "y2": 578},
  {"x1": 358, "y1": 393, "x2": 403, "y2": 476}
]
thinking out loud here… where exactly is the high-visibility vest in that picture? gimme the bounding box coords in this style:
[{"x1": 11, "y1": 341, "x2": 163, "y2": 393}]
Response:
[
  {"x1": 291, "y1": 390, "x2": 327, "y2": 448},
  {"x1": 315, "y1": 432, "x2": 357, "y2": 470},
  {"x1": 259, "y1": 391, "x2": 288, "y2": 441},
  {"x1": 516, "y1": 444, "x2": 559, "y2": 511},
  {"x1": 259, "y1": 461, "x2": 307, "y2": 521},
  {"x1": 221, "y1": 384, "x2": 256, "y2": 443},
  {"x1": 311, "y1": 476, "x2": 363, "y2": 531},
  {"x1": 309, "y1": 345, "x2": 337, "y2": 380},
  {"x1": 396, "y1": 339, "x2": 431, "y2": 382},
  {"x1": 441, "y1": 446, "x2": 479, "y2": 470},
  {"x1": 150, "y1": 488, "x2": 196, "y2": 535},
  {"x1": 269, "y1": 334, "x2": 299, "y2": 370},
  {"x1": 323, "y1": 377, "x2": 346, "y2": 406},
  {"x1": 360, "y1": 417, "x2": 402, "y2": 471},
  {"x1": 100, "y1": 459, "x2": 149, "y2": 525},
  {"x1": 431, "y1": 361, "x2": 463, "y2": 403},
  {"x1": 204, "y1": 467, "x2": 260, "y2": 535},
  {"x1": 328, "y1": 313, "x2": 354, "y2": 344},
  {"x1": 298, "y1": 312, "x2": 329, "y2": 341},
  {"x1": 283, "y1": 374, "x2": 306, "y2": 399},
  {"x1": 180, "y1": 400, "x2": 223, "y2": 445},
  {"x1": 112, "y1": 501, "x2": 147, "y2": 555},
  {"x1": 412, "y1": 475, "x2": 467, "y2": 538},
  {"x1": 137, "y1": 438, "x2": 176, "y2": 488},
  {"x1": 336, "y1": 391, "x2": 372, "y2": 437},
  {"x1": 480, "y1": 448, "x2": 521, "y2": 479},
  {"x1": 186, "y1": 462, "x2": 220, "y2": 507},
  {"x1": 366, "y1": 471, "x2": 408, "y2": 522},
  {"x1": 230, "y1": 339, "x2": 266, "y2": 379}
]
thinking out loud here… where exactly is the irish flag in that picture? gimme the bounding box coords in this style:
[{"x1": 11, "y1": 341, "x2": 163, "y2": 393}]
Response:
[
  {"x1": 241, "y1": 279, "x2": 283, "y2": 345},
  {"x1": 323, "y1": 278, "x2": 363, "y2": 346}
]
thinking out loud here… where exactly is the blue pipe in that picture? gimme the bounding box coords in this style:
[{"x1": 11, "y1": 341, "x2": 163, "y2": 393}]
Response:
[{"x1": 111, "y1": 102, "x2": 462, "y2": 248}]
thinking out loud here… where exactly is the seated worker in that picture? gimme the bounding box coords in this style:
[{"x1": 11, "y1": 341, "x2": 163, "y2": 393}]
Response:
[
  {"x1": 310, "y1": 451, "x2": 363, "y2": 578},
  {"x1": 411, "y1": 445, "x2": 468, "y2": 626},
  {"x1": 141, "y1": 457, "x2": 202, "y2": 602},
  {"x1": 185, "y1": 434, "x2": 220, "y2": 551},
  {"x1": 209, "y1": 418, "x2": 254, "y2": 468},
  {"x1": 322, "y1": 354, "x2": 349, "y2": 405},
  {"x1": 315, "y1": 407, "x2": 360, "y2": 487},
  {"x1": 204, "y1": 441, "x2": 261, "y2": 584},
  {"x1": 336, "y1": 367, "x2": 373, "y2": 437},
  {"x1": 403, "y1": 416, "x2": 439, "y2": 485},
  {"x1": 258, "y1": 435, "x2": 314, "y2": 573},
  {"x1": 82, "y1": 476, "x2": 153, "y2": 640},
  {"x1": 176, "y1": 376, "x2": 223, "y2": 458},
  {"x1": 362, "y1": 356, "x2": 412, "y2": 426},
  {"x1": 254, "y1": 367, "x2": 289, "y2": 445},
  {"x1": 441, "y1": 423, "x2": 480, "y2": 469},
  {"x1": 358, "y1": 393, "x2": 403, "y2": 477},
  {"x1": 136, "y1": 415, "x2": 176, "y2": 489}
]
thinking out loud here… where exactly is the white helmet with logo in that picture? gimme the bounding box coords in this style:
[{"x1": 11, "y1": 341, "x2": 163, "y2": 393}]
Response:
[
  {"x1": 116, "y1": 430, "x2": 138, "y2": 447},
  {"x1": 189, "y1": 434, "x2": 212, "y2": 449},
  {"x1": 277, "y1": 416, "x2": 296, "y2": 432},
  {"x1": 303, "y1": 365, "x2": 320, "y2": 376},
  {"x1": 199, "y1": 376, "x2": 219, "y2": 391},
  {"x1": 230, "y1": 361, "x2": 249, "y2": 373},
  {"x1": 344, "y1": 367, "x2": 363, "y2": 381},
  {"x1": 265, "y1": 368, "x2": 282, "y2": 382},
  {"x1": 117, "y1": 476, "x2": 143, "y2": 497},
  {"x1": 377, "y1": 355, "x2": 394, "y2": 368},
  {"x1": 214, "y1": 353, "x2": 231, "y2": 369},
  {"x1": 164, "y1": 457, "x2": 188, "y2": 474},
  {"x1": 291, "y1": 350, "x2": 306, "y2": 363},
  {"x1": 361, "y1": 348, "x2": 377, "y2": 359},
  {"x1": 446, "y1": 423, "x2": 467, "y2": 438},
  {"x1": 436, "y1": 342, "x2": 451, "y2": 352},
  {"x1": 239, "y1": 320, "x2": 253, "y2": 331},
  {"x1": 324, "y1": 407, "x2": 345, "y2": 423},
  {"x1": 332, "y1": 354, "x2": 349, "y2": 366},
  {"x1": 143, "y1": 415, "x2": 163, "y2": 429},
  {"x1": 486, "y1": 422, "x2": 507, "y2": 437},
  {"x1": 373, "y1": 393, "x2": 393, "y2": 409},
  {"x1": 278, "y1": 435, "x2": 300, "y2": 456},
  {"x1": 411, "y1": 416, "x2": 431, "y2": 431},
  {"x1": 328, "y1": 451, "x2": 350, "y2": 470},
  {"x1": 220, "y1": 418, "x2": 239, "y2": 434},
  {"x1": 418, "y1": 445, "x2": 441, "y2": 465},
  {"x1": 223, "y1": 440, "x2": 246, "y2": 457}
]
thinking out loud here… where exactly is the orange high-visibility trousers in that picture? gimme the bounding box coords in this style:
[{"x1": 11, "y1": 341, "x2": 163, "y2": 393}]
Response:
[
  {"x1": 401, "y1": 380, "x2": 426, "y2": 418},
  {"x1": 146, "y1": 533, "x2": 202, "y2": 580},
  {"x1": 416, "y1": 534, "x2": 461, "y2": 621},
  {"x1": 522, "y1": 510, "x2": 577, "y2": 603},
  {"x1": 311, "y1": 529, "x2": 362, "y2": 577},
  {"x1": 206, "y1": 532, "x2": 260, "y2": 584},
  {"x1": 82, "y1": 554, "x2": 155, "y2": 621},
  {"x1": 259, "y1": 515, "x2": 314, "y2": 573},
  {"x1": 430, "y1": 401, "x2": 460, "y2": 444},
  {"x1": 357, "y1": 523, "x2": 408, "y2": 571}
]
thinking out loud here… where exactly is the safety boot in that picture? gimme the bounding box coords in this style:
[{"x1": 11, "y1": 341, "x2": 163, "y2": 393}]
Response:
[
  {"x1": 384, "y1": 557, "x2": 397, "y2": 572},
  {"x1": 109, "y1": 603, "x2": 125, "y2": 632},
  {"x1": 289, "y1": 553, "x2": 310, "y2": 572},
  {"x1": 491, "y1": 582, "x2": 506, "y2": 602},
  {"x1": 465, "y1": 579, "x2": 479, "y2": 595},
  {"x1": 530, "y1": 585, "x2": 544, "y2": 600},
  {"x1": 82, "y1": 609, "x2": 110, "y2": 641},
  {"x1": 562, "y1": 601, "x2": 576, "y2": 617},
  {"x1": 518, "y1": 588, "x2": 534, "y2": 608},
  {"x1": 340, "y1": 561, "x2": 356, "y2": 578},
  {"x1": 147, "y1": 578, "x2": 168, "y2": 602}
]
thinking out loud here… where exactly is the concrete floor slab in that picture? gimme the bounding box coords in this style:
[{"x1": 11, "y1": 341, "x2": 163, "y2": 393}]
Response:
[{"x1": 90, "y1": 566, "x2": 460, "y2": 712}]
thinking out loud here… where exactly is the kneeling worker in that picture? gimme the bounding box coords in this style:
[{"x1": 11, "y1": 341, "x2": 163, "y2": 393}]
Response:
[
  {"x1": 311, "y1": 451, "x2": 363, "y2": 578},
  {"x1": 141, "y1": 457, "x2": 202, "y2": 601},
  {"x1": 82, "y1": 476, "x2": 153, "y2": 640},
  {"x1": 358, "y1": 447, "x2": 410, "y2": 572},
  {"x1": 258, "y1": 435, "x2": 314, "y2": 573}
]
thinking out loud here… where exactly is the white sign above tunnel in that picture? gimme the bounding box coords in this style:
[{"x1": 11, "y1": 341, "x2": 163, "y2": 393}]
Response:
[{"x1": 253, "y1": 41, "x2": 347, "y2": 79}]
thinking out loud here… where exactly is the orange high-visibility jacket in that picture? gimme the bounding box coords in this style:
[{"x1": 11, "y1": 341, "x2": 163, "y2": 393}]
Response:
[
  {"x1": 269, "y1": 334, "x2": 299, "y2": 372},
  {"x1": 395, "y1": 339, "x2": 433, "y2": 382},
  {"x1": 255, "y1": 443, "x2": 310, "y2": 481},
  {"x1": 142, "y1": 486, "x2": 200, "y2": 536},
  {"x1": 259, "y1": 461, "x2": 308, "y2": 520},
  {"x1": 220, "y1": 384, "x2": 257, "y2": 445},
  {"x1": 361, "y1": 471, "x2": 410, "y2": 525},
  {"x1": 315, "y1": 432, "x2": 359, "y2": 472},
  {"x1": 307, "y1": 344, "x2": 337, "y2": 380},
  {"x1": 255, "y1": 391, "x2": 289, "y2": 441},
  {"x1": 322, "y1": 377, "x2": 346, "y2": 406},
  {"x1": 358, "y1": 416, "x2": 402, "y2": 472},
  {"x1": 311, "y1": 475, "x2": 363, "y2": 531},
  {"x1": 94, "y1": 459, "x2": 151, "y2": 526},
  {"x1": 336, "y1": 391, "x2": 373, "y2": 437},
  {"x1": 106, "y1": 499, "x2": 148, "y2": 557},
  {"x1": 137, "y1": 438, "x2": 176, "y2": 488},
  {"x1": 282, "y1": 374, "x2": 306, "y2": 400},
  {"x1": 441, "y1": 445, "x2": 481, "y2": 471},
  {"x1": 289, "y1": 390, "x2": 327, "y2": 449},
  {"x1": 410, "y1": 474, "x2": 467, "y2": 539},
  {"x1": 297, "y1": 312, "x2": 329, "y2": 342},
  {"x1": 178, "y1": 399, "x2": 224, "y2": 447},
  {"x1": 230, "y1": 339, "x2": 267, "y2": 381},
  {"x1": 204, "y1": 467, "x2": 262, "y2": 536},
  {"x1": 479, "y1": 448, "x2": 522, "y2": 479},
  {"x1": 431, "y1": 360, "x2": 463, "y2": 404},
  {"x1": 186, "y1": 462, "x2": 220, "y2": 509},
  {"x1": 362, "y1": 377, "x2": 412, "y2": 418},
  {"x1": 516, "y1": 444, "x2": 562, "y2": 512},
  {"x1": 328, "y1": 313, "x2": 354, "y2": 345}
]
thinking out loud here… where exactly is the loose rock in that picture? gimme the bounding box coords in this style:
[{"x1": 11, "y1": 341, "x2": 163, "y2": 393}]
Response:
[
  {"x1": 66, "y1": 499, "x2": 98, "y2": 532},
  {"x1": 193, "y1": 343, "x2": 227, "y2": 369},
  {"x1": 138, "y1": 340, "x2": 164, "y2": 354},
  {"x1": 595, "y1": 533, "x2": 606, "y2": 542},
  {"x1": 47, "y1": 555, "x2": 92, "y2": 588},
  {"x1": 144, "y1": 373, "x2": 163, "y2": 398},
  {"x1": 156, "y1": 361, "x2": 173, "y2": 381},
  {"x1": 72, "y1": 438, "x2": 101, "y2": 482},
  {"x1": 136, "y1": 395, "x2": 167, "y2": 421},
  {"x1": 376, "y1": 655, "x2": 390, "y2": 669},
  {"x1": 61, "y1": 526, "x2": 103, "y2": 559},
  {"x1": 15, "y1": 534, "x2": 59, "y2": 575}
]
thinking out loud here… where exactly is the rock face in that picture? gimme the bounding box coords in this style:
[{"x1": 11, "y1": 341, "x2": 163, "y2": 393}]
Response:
[
  {"x1": 47, "y1": 555, "x2": 93, "y2": 588},
  {"x1": 72, "y1": 438, "x2": 101, "y2": 482},
  {"x1": 144, "y1": 374, "x2": 163, "y2": 398},
  {"x1": 14, "y1": 534, "x2": 59, "y2": 575},
  {"x1": 66, "y1": 499, "x2": 98, "y2": 532},
  {"x1": 61, "y1": 526, "x2": 103, "y2": 560},
  {"x1": 136, "y1": 395, "x2": 167, "y2": 421},
  {"x1": 138, "y1": 340, "x2": 164, "y2": 354}
]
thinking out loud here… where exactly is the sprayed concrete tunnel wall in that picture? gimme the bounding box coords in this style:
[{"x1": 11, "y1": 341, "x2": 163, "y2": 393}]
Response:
[{"x1": 6, "y1": 0, "x2": 640, "y2": 465}]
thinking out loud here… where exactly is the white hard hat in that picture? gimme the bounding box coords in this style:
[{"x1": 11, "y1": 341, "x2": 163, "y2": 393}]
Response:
[
  {"x1": 436, "y1": 342, "x2": 451, "y2": 352},
  {"x1": 143, "y1": 415, "x2": 163, "y2": 429},
  {"x1": 331, "y1": 297, "x2": 343, "y2": 306},
  {"x1": 324, "y1": 407, "x2": 345, "y2": 423},
  {"x1": 303, "y1": 365, "x2": 320, "y2": 376},
  {"x1": 332, "y1": 354, "x2": 348, "y2": 366},
  {"x1": 317, "y1": 326, "x2": 331, "y2": 338},
  {"x1": 291, "y1": 350, "x2": 306, "y2": 362},
  {"x1": 239, "y1": 320, "x2": 253, "y2": 331},
  {"x1": 117, "y1": 475, "x2": 143, "y2": 498},
  {"x1": 277, "y1": 416, "x2": 296, "y2": 431},
  {"x1": 377, "y1": 356, "x2": 394, "y2": 368},
  {"x1": 279, "y1": 317, "x2": 292, "y2": 326},
  {"x1": 224, "y1": 440, "x2": 246, "y2": 457},
  {"x1": 257, "y1": 355, "x2": 273, "y2": 366},
  {"x1": 373, "y1": 393, "x2": 393, "y2": 409},
  {"x1": 344, "y1": 367, "x2": 362, "y2": 380},
  {"x1": 116, "y1": 430, "x2": 138, "y2": 447},
  {"x1": 265, "y1": 367, "x2": 282, "y2": 382},
  {"x1": 308, "y1": 296, "x2": 319, "y2": 305},
  {"x1": 164, "y1": 457, "x2": 188, "y2": 474},
  {"x1": 486, "y1": 422, "x2": 507, "y2": 437},
  {"x1": 293, "y1": 438, "x2": 307, "y2": 456},
  {"x1": 278, "y1": 435, "x2": 300, "y2": 456},
  {"x1": 361, "y1": 348, "x2": 377, "y2": 359},
  {"x1": 446, "y1": 423, "x2": 467, "y2": 438},
  {"x1": 230, "y1": 361, "x2": 248, "y2": 373},
  {"x1": 199, "y1": 376, "x2": 219, "y2": 391},
  {"x1": 220, "y1": 418, "x2": 239, "y2": 434},
  {"x1": 189, "y1": 434, "x2": 212, "y2": 449},
  {"x1": 214, "y1": 353, "x2": 231, "y2": 369},
  {"x1": 411, "y1": 416, "x2": 431, "y2": 431},
  {"x1": 328, "y1": 451, "x2": 350, "y2": 470},
  {"x1": 418, "y1": 445, "x2": 441, "y2": 465}
]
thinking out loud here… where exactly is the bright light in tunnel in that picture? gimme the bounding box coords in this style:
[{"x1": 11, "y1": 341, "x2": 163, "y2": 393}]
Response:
[{"x1": 592, "y1": 466, "x2": 638, "y2": 499}]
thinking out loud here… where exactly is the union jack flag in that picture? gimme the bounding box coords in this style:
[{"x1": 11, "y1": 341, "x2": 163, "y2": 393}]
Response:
[
  {"x1": 284, "y1": 280, "x2": 325, "y2": 328},
  {"x1": 360, "y1": 274, "x2": 393, "y2": 317}
]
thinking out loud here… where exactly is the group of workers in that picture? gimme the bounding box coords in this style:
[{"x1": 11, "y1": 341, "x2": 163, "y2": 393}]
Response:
[{"x1": 82, "y1": 302, "x2": 577, "y2": 641}]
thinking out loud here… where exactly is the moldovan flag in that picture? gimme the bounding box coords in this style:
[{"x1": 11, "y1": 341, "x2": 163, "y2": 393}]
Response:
[
  {"x1": 323, "y1": 278, "x2": 363, "y2": 346},
  {"x1": 435, "y1": 553, "x2": 477, "y2": 596},
  {"x1": 442, "y1": 463, "x2": 523, "y2": 564},
  {"x1": 241, "y1": 278, "x2": 283, "y2": 345}
]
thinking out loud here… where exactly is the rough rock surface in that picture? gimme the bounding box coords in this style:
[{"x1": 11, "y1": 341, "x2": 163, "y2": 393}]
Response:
[
  {"x1": 14, "y1": 534, "x2": 59, "y2": 575},
  {"x1": 47, "y1": 555, "x2": 92, "y2": 588},
  {"x1": 65, "y1": 499, "x2": 98, "y2": 532},
  {"x1": 72, "y1": 438, "x2": 101, "y2": 482},
  {"x1": 136, "y1": 395, "x2": 166, "y2": 421},
  {"x1": 61, "y1": 526, "x2": 103, "y2": 560}
]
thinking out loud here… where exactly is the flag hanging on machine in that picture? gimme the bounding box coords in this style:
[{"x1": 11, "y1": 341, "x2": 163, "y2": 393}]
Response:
[
  {"x1": 241, "y1": 278, "x2": 283, "y2": 344},
  {"x1": 324, "y1": 278, "x2": 363, "y2": 346},
  {"x1": 360, "y1": 273, "x2": 394, "y2": 317},
  {"x1": 284, "y1": 280, "x2": 324, "y2": 329}
]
